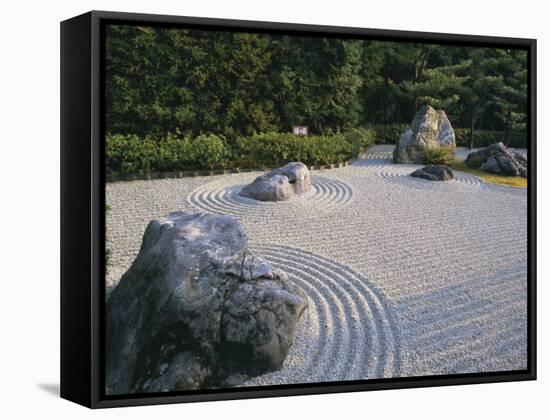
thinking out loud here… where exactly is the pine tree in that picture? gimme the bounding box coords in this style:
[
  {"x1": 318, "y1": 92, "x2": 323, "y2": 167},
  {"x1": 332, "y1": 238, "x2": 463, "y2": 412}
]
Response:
[
  {"x1": 399, "y1": 45, "x2": 469, "y2": 117},
  {"x1": 104, "y1": 26, "x2": 529, "y2": 142},
  {"x1": 490, "y1": 49, "x2": 528, "y2": 144}
]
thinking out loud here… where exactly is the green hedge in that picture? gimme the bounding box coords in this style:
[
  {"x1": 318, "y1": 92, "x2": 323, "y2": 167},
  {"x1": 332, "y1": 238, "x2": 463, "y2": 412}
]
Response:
[
  {"x1": 105, "y1": 133, "x2": 231, "y2": 176},
  {"x1": 344, "y1": 127, "x2": 376, "y2": 155},
  {"x1": 233, "y1": 130, "x2": 375, "y2": 168},
  {"x1": 365, "y1": 123, "x2": 526, "y2": 149},
  {"x1": 366, "y1": 124, "x2": 409, "y2": 144},
  {"x1": 106, "y1": 129, "x2": 375, "y2": 177},
  {"x1": 106, "y1": 134, "x2": 159, "y2": 176},
  {"x1": 106, "y1": 125, "x2": 527, "y2": 178},
  {"x1": 454, "y1": 129, "x2": 527, "y2": 149}
]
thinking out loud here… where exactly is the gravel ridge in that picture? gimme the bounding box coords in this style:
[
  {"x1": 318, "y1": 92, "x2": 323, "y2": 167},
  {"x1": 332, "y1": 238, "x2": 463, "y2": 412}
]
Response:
[{"x1": 106, "y1": 145, "x2": 527, "y2": 384}]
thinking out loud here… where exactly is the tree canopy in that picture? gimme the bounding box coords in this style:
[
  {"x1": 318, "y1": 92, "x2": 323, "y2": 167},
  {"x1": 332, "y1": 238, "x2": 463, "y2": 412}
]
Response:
[{"x1": 105, "y1": 24, "x2": 528, "y2": 140}]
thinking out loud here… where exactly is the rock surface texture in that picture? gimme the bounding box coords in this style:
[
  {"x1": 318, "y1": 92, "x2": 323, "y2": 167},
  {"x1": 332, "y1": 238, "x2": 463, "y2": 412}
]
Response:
[
  {"x1": 239, "y1": 162, "x2": 312, "y2": 201},
  {"x1": 393, "y1": 105, "x2": 456, "y2": 164},
  {"x1": 105, "y1": 212, "x2": 307, "y2": 394},
  {"x1": 410, "y1": 165, "x2": 455, "y2": 181},
  {"x1": 465, "y1": 142, "x2": 527, "y2": 177}
]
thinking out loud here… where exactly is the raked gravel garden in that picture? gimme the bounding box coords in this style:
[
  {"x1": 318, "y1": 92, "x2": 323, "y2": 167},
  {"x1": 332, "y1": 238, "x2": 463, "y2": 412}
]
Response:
[{"x1": 106, "y1": 144, "x2": 527, "y2": 385}]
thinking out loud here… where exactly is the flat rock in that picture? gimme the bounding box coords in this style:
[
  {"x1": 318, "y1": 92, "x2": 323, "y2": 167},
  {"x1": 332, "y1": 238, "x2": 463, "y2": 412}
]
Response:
[
  {"x1": 105, "y1": 212, "x2": 307, "y2": 394},
  {"x1": 411, "y1": 165, "x2": 455, "y2": 181},
  {"x1": 465, "y1": 142, "x2": 527, "y2": 177},
  {"x1": 393, "y1": 105, "x2": 456, "y2": 164},
  {"x1": 239, "y1": 162, "x2": 312, "y2": 201}
]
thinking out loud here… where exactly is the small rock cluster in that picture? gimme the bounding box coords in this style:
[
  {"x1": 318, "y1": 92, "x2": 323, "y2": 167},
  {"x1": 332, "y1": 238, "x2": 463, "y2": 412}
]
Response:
[{"x1": 465, "y1": 142, "x2": 527, "y2": 177}]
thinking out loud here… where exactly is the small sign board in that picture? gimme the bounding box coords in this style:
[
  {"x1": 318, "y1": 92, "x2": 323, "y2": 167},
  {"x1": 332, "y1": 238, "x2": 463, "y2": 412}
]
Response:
[{"x1": 292, "y1": 126, "x2": 308, "y2": 136}]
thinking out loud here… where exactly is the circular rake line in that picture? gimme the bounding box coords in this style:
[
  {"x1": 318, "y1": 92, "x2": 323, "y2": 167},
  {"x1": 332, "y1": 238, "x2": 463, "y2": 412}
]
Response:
[
  {"x1": 261, "y1": 251, "x2": 373, "y2": 379},
  {"x1": 356, "y1": 156, "x2": 526, "y2": 195},
  {"x1": 253, "y1": 244, "x2": 400, "y2": 380},
  {"x1": 376, "y1": 168, "x2": 485, "y2": 190},
  {"x1": 187, "y1": 176, "x2": 353, "y2": 218}
]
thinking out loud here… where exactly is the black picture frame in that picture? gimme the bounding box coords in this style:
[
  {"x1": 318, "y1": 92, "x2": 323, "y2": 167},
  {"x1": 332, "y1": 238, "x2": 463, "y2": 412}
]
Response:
[{"x1": 60, "y1": 10, "x2": 537, "y2": 409}]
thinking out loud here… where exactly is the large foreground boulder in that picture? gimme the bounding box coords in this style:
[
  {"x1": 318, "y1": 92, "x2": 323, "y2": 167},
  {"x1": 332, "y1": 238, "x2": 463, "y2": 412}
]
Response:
[
  {"x1": 393, "y1": 105, "x2": 456, "y2": 164},
  {"x1": 239, "y1": 162, "x2": 312, "y2": 201},
  {"x1": 106, "y1": 212, "x2": 307, "y2": 394},
  {"x1": 465, "y1": 142, "x2": 527, "y2": 177},
  {"x1": 411, "y1": 165, "x2": 455, "y2": 181}
]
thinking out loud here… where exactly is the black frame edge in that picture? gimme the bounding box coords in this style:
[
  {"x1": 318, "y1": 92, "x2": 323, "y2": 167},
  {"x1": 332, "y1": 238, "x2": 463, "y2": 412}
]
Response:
[
  {"x1": 94, "y1": 372, "x2": 535, "y2": 409},
  {"x1": 60, "y1": 11, "x2": 94, "y2": 408},
  {"x1": 91, "y1": 10, "x2": 104, "y2": 409},
  {"x1": 89, "y1": 10, "x2": 535, "y2": 47},
  {"x1": 527, "y1": 38, "x2": 537, "y2": 380}
]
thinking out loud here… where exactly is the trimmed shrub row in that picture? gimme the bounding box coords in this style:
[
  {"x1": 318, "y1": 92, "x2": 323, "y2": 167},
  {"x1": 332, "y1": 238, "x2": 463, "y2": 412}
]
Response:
[
  {"x1": 366, "y1": 123, "x2": 526, "y2": 149},
  {"x1": 106, "y1": 133, "x2": 234, "y2": 176},
  {"x1": 106, "y1": 129, "x2": 376, "y2": 177},
  {"x1": 106, "y1": 125, "x2": 526, "y2": 178},
  {"x1": 366, "y1": 124, "x2": 409, "y2": 145},
  {"x1": 453, "y1": 128, "x2": 527, "y2": 149}
]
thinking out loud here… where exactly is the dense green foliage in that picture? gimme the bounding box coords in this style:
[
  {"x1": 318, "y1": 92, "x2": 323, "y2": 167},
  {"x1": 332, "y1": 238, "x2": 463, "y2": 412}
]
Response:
[
  {"x1": 420, "y1": 147, "x2": 456, "y2": 166},
  {"x1": 233, "y1": 132, "x2": 356, "y2": 168},
  {"x1": 106, "y1": 131, "x2": 374, "y2": 177},
  {"x1": 106, "y1": 25, "x2": 528, "y2": 140},
  {"x1": 453, "y1": 128, "x2": 526, "y2": 149},
  {"x1": 363, "y1": 123, "x2": 525, "y2": 147},
  {"x1": 366, "y1": 124, "x2": 409, "y2": 144},
  {"x1": 343, "y1": 128, "x2": 377, "y2": 155},
  {"x1": 104, "y1": 25, "x2": 528, "y2": 177}
]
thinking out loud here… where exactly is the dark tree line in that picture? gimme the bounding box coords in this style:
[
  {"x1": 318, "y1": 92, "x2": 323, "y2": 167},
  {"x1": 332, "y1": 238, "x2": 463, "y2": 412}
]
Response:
[{"x1": 105, "y1": 24, "x2": 528, "y2": 143}]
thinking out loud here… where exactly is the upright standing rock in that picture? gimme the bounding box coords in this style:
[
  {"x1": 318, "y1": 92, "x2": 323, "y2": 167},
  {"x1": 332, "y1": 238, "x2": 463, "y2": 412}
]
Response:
[
  {"x1": 393, "y1": 105, "x2": 456, "y2": 164},
  {"x1": 105, "y1": 212, "x2": 307, "y2": 394}
]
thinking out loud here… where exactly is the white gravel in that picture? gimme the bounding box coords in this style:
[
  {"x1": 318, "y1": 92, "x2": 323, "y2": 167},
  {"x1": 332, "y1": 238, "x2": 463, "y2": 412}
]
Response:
[{"x1": 106, "y1": 144, "x2": 527, "y2": 385}]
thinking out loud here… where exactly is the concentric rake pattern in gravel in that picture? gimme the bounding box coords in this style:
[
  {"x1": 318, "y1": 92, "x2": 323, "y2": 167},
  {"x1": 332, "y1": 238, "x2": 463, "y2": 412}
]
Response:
[
  {"x1": 377, "y1": 166, "x2": 485, "y2": 189},
  {"x1": 241, "y1": 245, "x2": 400, "y2": 386},
  {"x1": 374, "y1": 166, "x2": 526, "y2": 195},
  {"x1": 354, "y1": 146, "x2": 526, "y2": 194},
  {"x1": 352, "y1": 156, "x2": 490, "y2": 190},
  {"x1": 187, "y1": 174, "x2": 353, "y2": 218},
  {"x1": 106, "y1": 144, "x2": 527, "y2": 382}
]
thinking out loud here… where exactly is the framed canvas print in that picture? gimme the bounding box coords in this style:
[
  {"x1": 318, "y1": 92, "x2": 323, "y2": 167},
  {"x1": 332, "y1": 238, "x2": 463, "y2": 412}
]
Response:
[{"x1": 60, "y1": 10, "x2": 536, "y2": 408}]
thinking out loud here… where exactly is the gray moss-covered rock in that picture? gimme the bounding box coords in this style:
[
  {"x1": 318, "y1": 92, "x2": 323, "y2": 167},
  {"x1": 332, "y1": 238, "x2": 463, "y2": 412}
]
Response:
[
  {"x1": 411, "y1": 165, "x2": 455, "y2": 181},
  {"x1": 239, "y1": 162, "x2": 312, "y2": 201},
  {"x1": 105, "y1": 212, "x2": 307, "y2": 395},
  {"x1": 393, "y1": 105, "x2": 456, "y2": 164},
  {"x1": 465, "y1": 142, "x2": 527, "y2": 177},
  {"x1": 239, "y1": 174, "x2": 294, "y2": 201}
]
